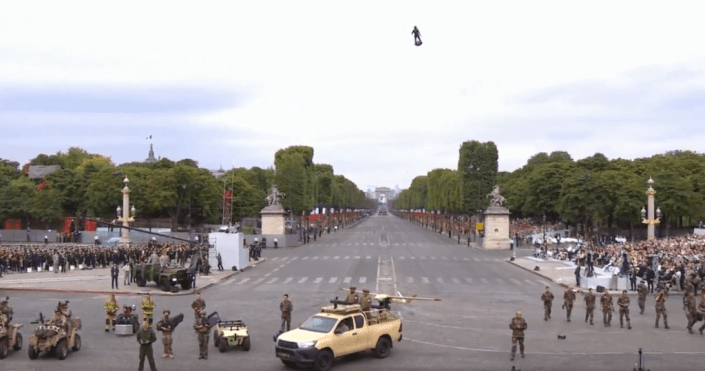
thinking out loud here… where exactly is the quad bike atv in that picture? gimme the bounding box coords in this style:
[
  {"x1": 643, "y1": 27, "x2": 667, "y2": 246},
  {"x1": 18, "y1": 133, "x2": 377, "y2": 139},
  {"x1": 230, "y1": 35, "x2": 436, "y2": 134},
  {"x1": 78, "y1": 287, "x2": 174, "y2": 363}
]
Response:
[
  {"x1": 0, "y1": 309, "x2": 23, "y2": 359},
  {"x1": 132, "y1": 258, "x2": 196, "y2": 292},
  {"x1": 114, "y1": 305, "x2": 140, "y2": 335},
  {"x1": 27, "y1": 312, "x2": 82, "y2": 360},
  {"x1": 213, "y1": 319, "x2": 250, "y2": 353}
]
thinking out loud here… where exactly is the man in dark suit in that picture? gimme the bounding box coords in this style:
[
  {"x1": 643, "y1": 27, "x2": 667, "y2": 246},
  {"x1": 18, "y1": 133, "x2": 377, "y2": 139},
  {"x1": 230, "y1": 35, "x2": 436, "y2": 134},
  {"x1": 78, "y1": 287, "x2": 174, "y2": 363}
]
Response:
[
  {"x1": 646, "y1": 267, "x2": 655, "y2": 294},
  {"x1": 111, "y1": 263, "x2": 120, "y2": 289},
  {"x1": 630, "y1": 268, "x2": 638, "y2": 291}
]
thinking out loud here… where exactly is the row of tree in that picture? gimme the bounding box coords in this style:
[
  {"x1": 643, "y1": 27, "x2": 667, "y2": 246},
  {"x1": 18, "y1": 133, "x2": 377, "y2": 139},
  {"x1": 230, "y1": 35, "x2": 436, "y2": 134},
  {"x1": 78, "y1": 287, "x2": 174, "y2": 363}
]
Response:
[
  {"x1": 393, "y1": 141, "x2": 499, "y2": 214},
  {"x1": 393, "y1": 142, "x2": 705, "y2": 236},
  {"x1": 0, "y1": 146, "x2": 371, "y2": 229}
]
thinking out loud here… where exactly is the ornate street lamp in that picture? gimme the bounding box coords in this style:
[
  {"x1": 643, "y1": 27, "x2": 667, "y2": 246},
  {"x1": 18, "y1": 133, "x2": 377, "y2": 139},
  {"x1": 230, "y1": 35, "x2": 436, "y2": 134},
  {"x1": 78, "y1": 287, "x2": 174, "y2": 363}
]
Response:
[
  {"x1": 117, "y1": 177, "x2": 135, "y2": 244},
  {"x1": 641, "y1": 177, "x2": 660, "y2": 240}
]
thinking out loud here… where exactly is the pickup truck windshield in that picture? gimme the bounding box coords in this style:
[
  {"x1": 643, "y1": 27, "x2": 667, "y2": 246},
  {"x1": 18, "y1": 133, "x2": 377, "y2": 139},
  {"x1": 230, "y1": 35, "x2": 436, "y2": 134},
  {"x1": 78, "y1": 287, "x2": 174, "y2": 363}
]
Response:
[{"x1": 300, "y1": 315, "x2": 337, "y2": 333}]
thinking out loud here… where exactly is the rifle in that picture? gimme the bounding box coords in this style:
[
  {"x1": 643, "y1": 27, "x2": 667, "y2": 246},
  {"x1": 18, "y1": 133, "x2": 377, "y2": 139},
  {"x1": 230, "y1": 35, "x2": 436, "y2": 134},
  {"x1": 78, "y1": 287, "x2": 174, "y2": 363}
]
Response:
[{"x1": 31, "y1": 311, "x2": 45, "y2": 325}]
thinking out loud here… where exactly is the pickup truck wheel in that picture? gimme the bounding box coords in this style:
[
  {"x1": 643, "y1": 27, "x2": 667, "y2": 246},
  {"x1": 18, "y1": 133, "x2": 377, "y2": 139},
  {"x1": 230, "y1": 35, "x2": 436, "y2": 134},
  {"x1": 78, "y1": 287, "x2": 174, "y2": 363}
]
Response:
[
  {"x1": 373, "y1": 337, "x2": 391, "y2": 358},
  {"x1": 281, "y1": 360, "x2": 297, "y2": 368},
  {"x1": 313, "y1": 349, "x2": 333, "y2": 371},
  {"x1": 218, "y1": 339, "x2": 227, "y2": 353},
  {"x1": 213, "y1": 330, "x2": 220, "y2": 346},
  {"x1": 241, "y1": 337, "x2": 250, "y2": 351}
]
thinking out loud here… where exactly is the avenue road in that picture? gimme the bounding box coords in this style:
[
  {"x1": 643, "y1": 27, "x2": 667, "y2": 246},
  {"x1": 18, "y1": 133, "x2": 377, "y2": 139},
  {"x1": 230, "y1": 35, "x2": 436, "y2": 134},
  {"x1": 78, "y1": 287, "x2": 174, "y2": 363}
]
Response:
[{"x1": 2, "y1": 214, "x2": 703, "y2": 371}]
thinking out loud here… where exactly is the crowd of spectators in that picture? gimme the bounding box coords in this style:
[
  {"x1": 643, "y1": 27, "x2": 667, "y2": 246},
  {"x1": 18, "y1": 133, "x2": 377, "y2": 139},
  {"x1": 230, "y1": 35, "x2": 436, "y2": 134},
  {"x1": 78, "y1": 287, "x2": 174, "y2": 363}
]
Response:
[{"x1": 0, "y1": 241, "x2": 211, "y2": 276}]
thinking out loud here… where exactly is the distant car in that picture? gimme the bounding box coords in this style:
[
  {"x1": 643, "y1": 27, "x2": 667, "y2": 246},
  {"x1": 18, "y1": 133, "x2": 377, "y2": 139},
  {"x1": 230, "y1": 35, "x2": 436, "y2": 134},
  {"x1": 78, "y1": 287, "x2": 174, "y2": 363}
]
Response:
[{"x1": 102, "y1": 237, "x2": 122, "y2": 248}]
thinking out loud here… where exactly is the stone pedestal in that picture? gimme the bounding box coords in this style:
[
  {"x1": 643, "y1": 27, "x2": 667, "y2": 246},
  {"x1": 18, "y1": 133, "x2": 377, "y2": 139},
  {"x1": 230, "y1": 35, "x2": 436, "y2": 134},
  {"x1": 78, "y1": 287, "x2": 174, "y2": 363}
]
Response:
[
  {"x1": 482, "y1": 205, "x2": 511, "y2": 250},
  {"x1": 260, "y1": 204, "x2": 287, "y2": 235}
]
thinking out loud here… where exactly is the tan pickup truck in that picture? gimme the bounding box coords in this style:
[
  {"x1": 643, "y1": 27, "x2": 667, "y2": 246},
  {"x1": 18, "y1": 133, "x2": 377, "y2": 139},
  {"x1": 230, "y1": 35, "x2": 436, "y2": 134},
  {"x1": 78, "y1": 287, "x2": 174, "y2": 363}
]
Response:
[{"x1": 274, "y1": 304, "x2": 402, "y2": 371}]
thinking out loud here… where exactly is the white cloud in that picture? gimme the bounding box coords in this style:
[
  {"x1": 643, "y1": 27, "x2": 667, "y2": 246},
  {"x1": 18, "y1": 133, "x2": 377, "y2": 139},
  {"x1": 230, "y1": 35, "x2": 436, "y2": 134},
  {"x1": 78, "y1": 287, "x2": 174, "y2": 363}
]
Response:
[{"x1": 2, "y1": 1, "x2": 705, "y2": 189}]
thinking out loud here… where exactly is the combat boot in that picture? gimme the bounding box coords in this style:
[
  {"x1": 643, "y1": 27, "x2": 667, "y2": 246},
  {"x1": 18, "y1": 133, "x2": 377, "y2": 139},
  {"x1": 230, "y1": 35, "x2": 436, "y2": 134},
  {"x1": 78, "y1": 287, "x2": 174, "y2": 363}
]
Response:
[
  {"x1": 521, "y1": 353, "x2": 525, "y2": 358},
  {"x1": 664, "y1": 320, "x2": 670, "y2": 330},
  {"x1": 628, "y1": 323, "x2": 632, "y2": 330}
]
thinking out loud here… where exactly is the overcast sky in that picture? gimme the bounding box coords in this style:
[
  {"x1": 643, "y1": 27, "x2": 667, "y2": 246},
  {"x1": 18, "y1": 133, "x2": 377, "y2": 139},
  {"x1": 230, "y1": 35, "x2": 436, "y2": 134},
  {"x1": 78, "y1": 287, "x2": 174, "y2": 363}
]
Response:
[{"x1": 2, "y1": 1, "x2": 704, "y2": 192}]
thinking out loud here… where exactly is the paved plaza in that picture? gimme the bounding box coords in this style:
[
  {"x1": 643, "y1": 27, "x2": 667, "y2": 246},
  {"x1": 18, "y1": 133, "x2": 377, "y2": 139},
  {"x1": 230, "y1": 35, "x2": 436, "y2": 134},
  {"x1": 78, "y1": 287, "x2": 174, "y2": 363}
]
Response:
[{"x1": 1, "y1": 215, "x2": 703, "y2": 371}]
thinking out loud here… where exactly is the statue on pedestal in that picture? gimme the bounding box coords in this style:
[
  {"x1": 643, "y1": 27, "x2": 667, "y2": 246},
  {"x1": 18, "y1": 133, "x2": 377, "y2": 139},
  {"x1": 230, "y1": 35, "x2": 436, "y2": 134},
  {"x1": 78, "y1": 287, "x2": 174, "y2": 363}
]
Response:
[
  {"x1": 265, "y1": 186, "x2": 285, "y2": 206},
  {"x1": 487, "y1": 185, "x2": 506, "y2": 207}
]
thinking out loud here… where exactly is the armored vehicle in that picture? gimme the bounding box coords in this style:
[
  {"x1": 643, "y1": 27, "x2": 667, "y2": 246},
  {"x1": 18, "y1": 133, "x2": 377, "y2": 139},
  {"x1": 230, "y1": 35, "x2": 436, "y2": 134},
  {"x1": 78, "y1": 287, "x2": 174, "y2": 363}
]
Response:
[
  {"x1": 28, "y1": 311, "x2": 82, "y2": 360},
  {"x1": 213, "y1": 319, "x2": 250, "y2": 353},
  {"x1": 114, "y1": 305, "x2": 139, "y2": 335},
  {"x1": 274, "y1": 303, "x2": 402, "y2": 371},
  {"x1": 0, "y1": 307, "x2": 23, "y2": 359},
  {"x1": 132, "y1": 258, "x2": 197, "y2": 291}
]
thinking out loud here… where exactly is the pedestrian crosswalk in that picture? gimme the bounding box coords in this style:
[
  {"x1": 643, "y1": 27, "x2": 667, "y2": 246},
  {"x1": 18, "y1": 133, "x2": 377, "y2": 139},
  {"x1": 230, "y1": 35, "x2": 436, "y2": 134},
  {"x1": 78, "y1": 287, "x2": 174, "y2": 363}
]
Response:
[
  {"x1": 268, "y1": 255, "x2": 506, "y2": 262},
  {"x1": 227, "y1": 275, "x2": 548, "y2": 287},
  {"x1": 308, "y1": 241, "x2": 469, "y2": 247}
]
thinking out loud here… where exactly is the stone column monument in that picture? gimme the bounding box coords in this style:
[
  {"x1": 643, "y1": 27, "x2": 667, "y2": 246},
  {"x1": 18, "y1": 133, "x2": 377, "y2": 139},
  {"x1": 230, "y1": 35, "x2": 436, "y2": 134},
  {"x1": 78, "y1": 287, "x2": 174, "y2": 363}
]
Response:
[
  {"x1": 260, "y1": 186, "x2": 287, "y2": 235},
  {"x1": 482, "y1": 185, "x2": 511, "y2": 250}
]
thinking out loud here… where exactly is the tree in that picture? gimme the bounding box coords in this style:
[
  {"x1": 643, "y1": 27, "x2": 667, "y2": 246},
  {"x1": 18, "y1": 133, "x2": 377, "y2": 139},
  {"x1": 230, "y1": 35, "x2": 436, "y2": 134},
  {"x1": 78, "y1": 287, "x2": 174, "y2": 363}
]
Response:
[{"x1": 458, "y1": 141, "x2": 498, "y2": 213}]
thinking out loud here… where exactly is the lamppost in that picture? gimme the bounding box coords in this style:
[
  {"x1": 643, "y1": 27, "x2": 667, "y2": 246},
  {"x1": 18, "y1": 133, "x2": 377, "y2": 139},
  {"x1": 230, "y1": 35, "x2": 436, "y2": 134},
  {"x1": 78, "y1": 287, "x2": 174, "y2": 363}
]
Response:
[
  {"x1": 117, "y1": 177, "x2": 136, "y2": 244},
  {"x1": 640, "y1": 177, "x2": 661, "y2": 240}
]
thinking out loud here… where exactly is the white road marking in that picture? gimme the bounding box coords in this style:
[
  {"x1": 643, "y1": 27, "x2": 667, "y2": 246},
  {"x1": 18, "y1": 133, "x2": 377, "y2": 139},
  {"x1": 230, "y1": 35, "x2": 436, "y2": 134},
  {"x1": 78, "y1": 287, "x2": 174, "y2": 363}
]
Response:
[
  {"x1": 356, "y1": 243, "x2": 359, "y2": 246},
  {"x1": 422, "y1": 277, "x2": 430, "y2": 283},
  {"x1": 410, "y1": 256, "x2": 415, "y2": 260},
  {"x1": 323, "y1": 256, "x2": 329, "y2": 260},
  {"x1": 345, "y1": 256, "x2": 349, "y2": 259},
  {"x1": 343, "y1": 277, "x2": 351, "y2": 283},
  {"x1": 473, "y1": 258, "x2": 480, "y2": 262},
  {"x1": 302, "y1": 257, "x2": 309, "y2": 260},
  {"x1": 359, "y1": 277, "x2": 367, "y2": 283},
  {"x1": 254, "y1": 278, "x2": 265, "y2": 284},
  {"x1": 400, "y1": 256, "x2": 405, "y2": 260},
  {"x1": 451, "y1": 278, "x2": 461, "y2": 284},
  {"x1": 314, "y1": 277, "x2": 323, "y2": 283},
  {"x1": 313, "y1": 257, "x2": 318, "y2": 260},
  {"x1": 366, "y1": 256, "x2": 371, "y2": 259},
  {"x1": 463, "y1": 257, "x2": 469, "y2": 261},
  {"x1": 524, "y1": 279, "x2": 536, "y2": 285},
  {"x1": 334, "y1": 256, "x2": 339, "y2": 259},
  {"x1": 298, "y1": 277, "x2": 308, "y2": 284},
  {"x1": 464, "y1": 278, "x2": 473, "y2": 284},
  {"x1": 237, "y1": 278, "x2": 251, "y2": 285},
  {"x1": 266, "y1": 277, "x2": 278, "y2": 284},
  {"x1": 510, "y1": 279, "x2": 522, "y2": 285},
  {"x1": 329, "y1": 277, "x2": 338, "y2": 283},
  {"x1": 355, "y1": 256, "x2": 361, "y2": 259},
  {"x1": 271, "y1": 257, "x2": 279, "y2": 261},
  {"x1": 283, "y1": 277, "x2": 293, "y2": 284},
  {"x1": 436, "y1": 277, "x2": 445, "y2": 284},
  {"x1": 291, "y1": 257, "x2": 298, "y2": 261},
  {"x1": 481, "y1": 278, "x2": 489, "y2": 284},
  {"x1": 281, "y1": 257, "x2": 288, "y2": 261},
  {"x1": 452, "y1": 257, "x2": 458, "y2": 261}
]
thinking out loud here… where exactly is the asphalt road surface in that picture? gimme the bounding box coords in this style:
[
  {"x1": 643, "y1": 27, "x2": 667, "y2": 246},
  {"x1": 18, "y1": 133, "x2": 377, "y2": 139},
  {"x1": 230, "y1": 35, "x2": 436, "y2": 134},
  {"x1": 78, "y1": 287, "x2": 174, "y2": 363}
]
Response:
[{"x1": 2, "y1": 214, "x2": 703, "y2": 371}]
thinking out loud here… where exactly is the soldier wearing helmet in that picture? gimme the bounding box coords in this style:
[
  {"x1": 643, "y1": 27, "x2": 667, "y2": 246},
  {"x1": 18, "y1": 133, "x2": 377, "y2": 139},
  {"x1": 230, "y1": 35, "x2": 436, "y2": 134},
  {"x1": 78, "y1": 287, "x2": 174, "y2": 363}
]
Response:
[{"x1": 345, "y1": 286, "x2": 360, "y2": 304}]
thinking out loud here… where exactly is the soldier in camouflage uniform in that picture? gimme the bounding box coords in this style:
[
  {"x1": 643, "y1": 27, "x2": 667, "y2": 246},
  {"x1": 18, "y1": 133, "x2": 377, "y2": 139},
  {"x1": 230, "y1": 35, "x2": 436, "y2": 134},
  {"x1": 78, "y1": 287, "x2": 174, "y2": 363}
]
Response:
[
  {"x1": 345, "y1": 286, "x2": 360, "y2": 304},
  {"x1": 508, "y1": 310, "x2": 527, "y2": 361},
  {"x1": 698, "y1": 292, "x2": 705, "y2": 335},
  {"x1": 581, "y1": 288, "x2": 596, "y2": 325},
  {"x1": 541, "y1": 287, "x2": 554, "y2": 321},
  {"x1": 563, "y1": 287, "x2": 576, "y2": 322},
  {"x1": 600, "y1": 291, "x2": 613, "y2": 327},
  {"x1": 655, "y1": 286, "x2": 669, "y2": 329},
  {"x1": 359, "y1": 289, "x2": 373, "y2": 317},
  {"x1": 194, "y1": 313, "x2": 212, "y2": 360},
  {"x1": 280, "y1": 294, "x2": 293, "y2": 332},
  {"x1": 684, "y1": 290, "x2": 697, "y2": 334},
  {"x1": 617, "y1": 290, "x2": 632, "y2": 329},
  {"x1": 105, "y1": 294, "x2": 118, "y2": 332},
  {"x1": 191, "y1": 292, "x2": 206, "y2": 323},
  {"x1": 156, "y1": 310, "x2": 174, "y2": 359},
  {"x1": 637, "y1": 280, "x2": 648, "y2": 315}
]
